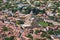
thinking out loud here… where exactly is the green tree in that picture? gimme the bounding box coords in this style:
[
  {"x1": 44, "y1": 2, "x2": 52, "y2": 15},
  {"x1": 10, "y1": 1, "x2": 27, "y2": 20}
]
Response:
[
  {"x1": 4, "y1": 36, "x2": 14, "y2": 40},
  {"x1": 35, "y1": 30, "x2": 40, "y2": 34},
  {"x1": 26, "y1": 34, "x2": 33, "y2": 40},
  {"x1": 34, "y1": 1, "x2": 40, "y2": 7},
  {"x1": 54, "y1": 30, "x2": 60, "y2": 34},
  {"x1": 0, "y1": 0, "x2": 2, "y2": 3},
  {"x1": 3, "y1": 26, "x2": 9, "y2": 31},
  {"x1": 21, "y1": 6, "x2": 31, "y2": 14},
  {"x1": 47, "y1": 30, "x2": 54, "y2": 35},
  {"x1": 41, "y1": 32, "x2": 51, "y2": 39}
]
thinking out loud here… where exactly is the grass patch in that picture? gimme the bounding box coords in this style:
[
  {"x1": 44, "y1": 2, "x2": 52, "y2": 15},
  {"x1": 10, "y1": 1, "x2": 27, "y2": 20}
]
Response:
[{"x1": 38, "y1": 21, "x2": 48, "y2": 27}]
